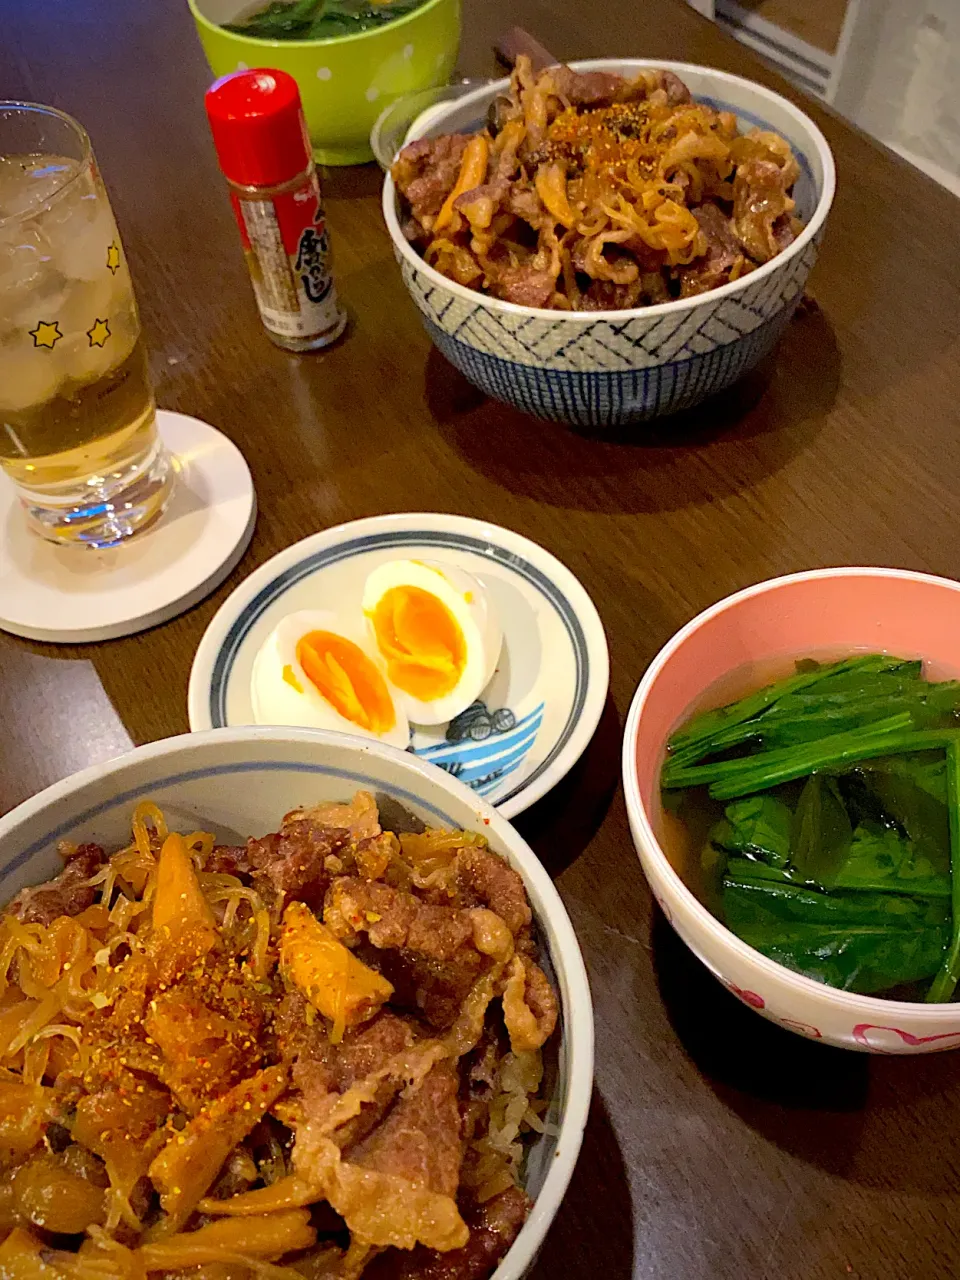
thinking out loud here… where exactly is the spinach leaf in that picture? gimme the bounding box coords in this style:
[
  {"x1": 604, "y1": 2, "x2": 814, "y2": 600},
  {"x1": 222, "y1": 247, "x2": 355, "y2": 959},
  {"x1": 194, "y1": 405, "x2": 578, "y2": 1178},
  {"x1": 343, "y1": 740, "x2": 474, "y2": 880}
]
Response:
[
  {"x1": 707, "y1": 724, "x2": 958, "y2": 800},
  {"x1": 724, "y1": 856, "x2": 798, "y2": 886},
  {"x1": 724, "y1": 876, "x2": 949, "y2": 931},
  {"x1": 666, "y1": 654, "x2": 894, "y2": 763},
  {"x1": 831, "y1": 823, "x2": 950, "y2": 898},
  {"x1": 714, "y1": 795, "x2": 792, "y2": 867},
  {"x1": 224, "y1": 0, "x2": 422, "y2": 39},
  {"x1": 700, "y1": 827, "x2": 731, "y2": 911},
  {"x1": 861, "y1": 763, "x2": 950, "y2": 872},
  {"x1": 224, "y1": 0, "x2": 324, "y2": 37},
  {"x1": 723, "y1": 871, "x2": 950, "y2": 994},
  {"x1": 305, "y1": 0, "x2": 422, "y2": 36},
  {"x1": 666, "y1": 655, "x2": 960, "y2": 773},
  {"x1": 789, "y1": 774, "x2": 852, "y2": 887},
  {"x1": 927, "y1": 740, "x2": 960, "y2": 1002},
  {"x1": 735, "y1": 920, "x2": 949, "y2": 994}
]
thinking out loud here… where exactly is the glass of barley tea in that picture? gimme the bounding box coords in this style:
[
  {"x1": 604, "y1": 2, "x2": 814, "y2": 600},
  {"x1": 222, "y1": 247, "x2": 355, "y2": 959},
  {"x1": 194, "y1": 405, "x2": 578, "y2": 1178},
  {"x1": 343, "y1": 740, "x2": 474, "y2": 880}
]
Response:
[{"x1": 0, "y1": 103, "x2": 174, "y2": 547}]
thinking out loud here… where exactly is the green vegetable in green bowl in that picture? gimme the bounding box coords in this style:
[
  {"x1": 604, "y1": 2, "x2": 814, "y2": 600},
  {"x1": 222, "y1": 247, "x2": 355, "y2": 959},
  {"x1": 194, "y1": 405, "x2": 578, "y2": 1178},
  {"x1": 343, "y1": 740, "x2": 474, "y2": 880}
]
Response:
[{"x1": 224, "y1": 0, "x2": 426, "y2": 40}]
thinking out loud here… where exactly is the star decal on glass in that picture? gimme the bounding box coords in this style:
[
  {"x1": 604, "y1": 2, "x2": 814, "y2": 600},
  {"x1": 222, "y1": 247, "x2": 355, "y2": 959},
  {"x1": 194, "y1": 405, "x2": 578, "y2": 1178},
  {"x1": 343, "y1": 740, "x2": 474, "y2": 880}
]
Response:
[
  {"x1": 29, "y1": 320, "x2": 63, "y2": 349},
  {"x1": 87, "y1": 318, "x2": 111, "y2": 348},
  {"x1": 106, "y1": 241, "x2": 121, "y2": 275}
]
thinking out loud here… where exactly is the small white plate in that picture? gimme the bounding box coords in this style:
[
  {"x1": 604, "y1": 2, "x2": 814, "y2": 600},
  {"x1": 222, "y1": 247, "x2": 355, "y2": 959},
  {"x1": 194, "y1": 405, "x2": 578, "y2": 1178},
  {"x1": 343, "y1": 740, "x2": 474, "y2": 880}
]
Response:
[
  {"x1": 0, "y1": 410, "x2": 255, "y2": 643},
  {"x1": 188, "y1": 512, "x2": 608, "y2": 819}
]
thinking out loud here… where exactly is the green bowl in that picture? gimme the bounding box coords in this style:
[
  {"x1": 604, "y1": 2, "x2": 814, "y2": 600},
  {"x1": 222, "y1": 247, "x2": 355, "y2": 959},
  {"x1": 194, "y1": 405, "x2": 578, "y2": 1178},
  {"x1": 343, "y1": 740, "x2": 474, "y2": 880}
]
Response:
[{"x1": 188, "y1": 0, "x2": 461, "y2": 165}]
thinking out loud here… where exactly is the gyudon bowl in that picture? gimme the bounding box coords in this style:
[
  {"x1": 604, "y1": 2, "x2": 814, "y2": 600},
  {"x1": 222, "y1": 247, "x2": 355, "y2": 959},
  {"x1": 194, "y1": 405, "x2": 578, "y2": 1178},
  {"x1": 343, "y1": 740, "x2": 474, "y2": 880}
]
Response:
[
  {"x1": 382, "y1": 58, "x2": 835, "y2": 427},
  {"x1": 623, "y1": 568, "x2": 960, "y2": 1054},
  {"x1": 0, "y1": 727, "x2": 592, "y2": 1278}
]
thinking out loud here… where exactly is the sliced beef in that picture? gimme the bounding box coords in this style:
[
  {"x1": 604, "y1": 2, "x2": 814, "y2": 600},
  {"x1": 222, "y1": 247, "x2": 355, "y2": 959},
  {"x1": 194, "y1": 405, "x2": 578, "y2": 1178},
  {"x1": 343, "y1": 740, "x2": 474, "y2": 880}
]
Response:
[
  {"x1": 368, "y1": 946, "x2": 486, "y2": 1031},
  {"x1": 348, "y1": 1062, "x2": 462, "y2": 1198},
  {"x1": 367, "y1": 1186, "x2": 531, "y2": 1279},
  {"x1": 248, "y1": 820, "x2": 349, "y2": 911},
  {"x1": 772, "y1": 212, "x2": 798, "y2": 253},
  {"x1": 549, "y1": 65, "x2": 630, "y2": 107},
  {"x1": 392, "y1": 134, "x2": 471, "y2": 229},
  {"x1": 274, "y1": 990, "x2": 336, "y2": 1092},
  {"x1": 489, "y1": 266, "x2": 556, "y2": 308},
  {"x1": 679, "y1": 204, "x2": 740, "y2": 298},
  {"x1": 732, "y1": 158, "x2": 794, "y2": 263},
  {"x1": 334, "y1": 1012, "x2": 418, "y2": 1090},
  {"x1": 618, "y1": 235, "x2": 668, "y2": 274},
  {"x1": 330, "y1": 1015, "x2": 419, "y2": 1152},
  {"x1": 656, "y1": 70, "x2": 693, "y2": 106},
  {"x1": 455, "y1": 848, "x2": 531, "y2": 937},
  {"x1": 334, "y1": 1077, "x2": 406, "y2": 1154},
  {"x1": 7, "y1": 843, "x2": 106, "y2": 925},
  {"x1": 502, "y1": 954, "x2": 558, "y2": 1053},
  {"x1": 205, "y1": 844, "x2": 251, "y2": 877},
  {"x1": 454, "y1": 179, "x2": 509, "y2": 217},
  {"x1": 505, "y1": 184, "x2": 543, "y2": 227},
  {"x1": 325, "y1": 878, "x2": 476, "y2": 961},
  {"x1": 286, "y1": 793, "x2": 380, "y2": 843},
  {"x1": 581, "y1": 278, "x2": 643, "y2": 310},
  {"x1": 548, "y1": 65, "x2": 691, "y2": 109}
]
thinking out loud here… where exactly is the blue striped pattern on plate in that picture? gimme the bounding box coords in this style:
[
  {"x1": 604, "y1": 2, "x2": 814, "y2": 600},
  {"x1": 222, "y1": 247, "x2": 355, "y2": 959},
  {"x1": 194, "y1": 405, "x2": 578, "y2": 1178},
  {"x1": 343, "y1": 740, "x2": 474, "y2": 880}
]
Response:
[{"x1": 413, "y1": 702, "x2": 545, "y2": 797}]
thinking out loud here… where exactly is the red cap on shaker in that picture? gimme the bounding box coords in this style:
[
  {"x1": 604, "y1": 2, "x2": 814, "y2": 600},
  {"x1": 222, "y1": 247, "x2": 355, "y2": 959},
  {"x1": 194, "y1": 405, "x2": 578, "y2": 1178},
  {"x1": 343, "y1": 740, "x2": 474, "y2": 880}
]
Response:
[{"x1": 205, "y1": 68, "x2": 312, "y2": 188}]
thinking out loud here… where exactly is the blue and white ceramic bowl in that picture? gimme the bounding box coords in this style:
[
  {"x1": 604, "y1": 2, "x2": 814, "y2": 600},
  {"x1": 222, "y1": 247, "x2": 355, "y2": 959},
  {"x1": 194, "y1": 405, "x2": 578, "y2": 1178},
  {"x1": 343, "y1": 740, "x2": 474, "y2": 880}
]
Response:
[
  {"x1": 0, "y1": 727, "x2": 593, "y2": 1278},
  {"x1": 381, "y1": 59, "x2": 836, "y2": 427}
]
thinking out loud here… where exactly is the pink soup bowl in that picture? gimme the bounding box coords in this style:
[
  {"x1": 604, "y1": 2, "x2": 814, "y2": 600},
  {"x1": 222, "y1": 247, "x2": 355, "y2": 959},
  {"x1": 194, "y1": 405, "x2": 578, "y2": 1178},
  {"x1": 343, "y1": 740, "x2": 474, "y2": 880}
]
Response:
[{"x1": 622, "y1": 567, "x2": 960, "y2": 1054}]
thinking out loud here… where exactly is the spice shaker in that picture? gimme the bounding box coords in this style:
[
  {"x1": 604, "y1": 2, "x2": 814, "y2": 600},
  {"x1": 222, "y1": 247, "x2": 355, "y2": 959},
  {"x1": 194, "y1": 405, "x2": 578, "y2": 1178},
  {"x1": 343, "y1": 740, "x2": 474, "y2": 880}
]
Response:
[{"x1": 205, "y1": 69, "x2": 346, "y2": 352}]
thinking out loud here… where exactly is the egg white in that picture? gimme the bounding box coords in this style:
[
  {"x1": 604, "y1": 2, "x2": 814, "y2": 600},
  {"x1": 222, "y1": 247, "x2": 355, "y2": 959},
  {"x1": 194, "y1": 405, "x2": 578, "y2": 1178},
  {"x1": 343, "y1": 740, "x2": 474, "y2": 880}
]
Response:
[
  {"x1": 250, "y1": 609, "x2": 409, "y2": 748},
  {"x1": 362, "y1": 559, "x2": 503, "y2": 726}
]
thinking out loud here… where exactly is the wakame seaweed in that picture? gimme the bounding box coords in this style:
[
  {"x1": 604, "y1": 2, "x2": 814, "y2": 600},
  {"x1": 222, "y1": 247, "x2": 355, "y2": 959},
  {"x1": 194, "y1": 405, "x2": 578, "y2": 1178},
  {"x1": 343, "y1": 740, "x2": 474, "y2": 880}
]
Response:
[{"x1": 662, "y1": 654, "x2": 960, "y2": 1000}]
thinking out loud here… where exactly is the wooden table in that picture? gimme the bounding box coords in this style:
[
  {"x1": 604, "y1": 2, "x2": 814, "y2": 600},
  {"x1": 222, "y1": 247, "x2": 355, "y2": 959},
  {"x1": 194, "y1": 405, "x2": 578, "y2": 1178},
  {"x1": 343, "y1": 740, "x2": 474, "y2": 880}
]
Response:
[{"x1": 4, "y1": 0, "x2": 960, "y2": 1276}]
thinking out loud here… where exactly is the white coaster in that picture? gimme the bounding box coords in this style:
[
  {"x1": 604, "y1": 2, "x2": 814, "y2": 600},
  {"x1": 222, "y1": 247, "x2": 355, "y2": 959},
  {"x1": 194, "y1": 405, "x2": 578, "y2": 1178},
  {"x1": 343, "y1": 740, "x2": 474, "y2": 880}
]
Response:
[{"x1": 0, "y1": 410, "x2": 256, "y2": 643}]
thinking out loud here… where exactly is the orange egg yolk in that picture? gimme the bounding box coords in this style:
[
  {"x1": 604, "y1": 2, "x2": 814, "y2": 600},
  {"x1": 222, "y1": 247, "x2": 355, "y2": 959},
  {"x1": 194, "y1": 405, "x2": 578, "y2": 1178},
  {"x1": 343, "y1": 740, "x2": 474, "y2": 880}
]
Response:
[
  {"x1": 296, "y1": 631, "x2": 396, "y2": 735},
  {"x1": 369, "y1": 586, "x2": 467, "y2": 701}
]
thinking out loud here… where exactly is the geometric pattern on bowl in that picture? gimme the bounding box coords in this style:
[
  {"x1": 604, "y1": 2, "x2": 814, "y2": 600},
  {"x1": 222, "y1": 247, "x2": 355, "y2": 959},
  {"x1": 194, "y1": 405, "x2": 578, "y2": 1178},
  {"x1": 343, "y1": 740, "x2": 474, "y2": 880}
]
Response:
[{"x1": 402, "y1": 232, "x2": 819, "y2": 425}]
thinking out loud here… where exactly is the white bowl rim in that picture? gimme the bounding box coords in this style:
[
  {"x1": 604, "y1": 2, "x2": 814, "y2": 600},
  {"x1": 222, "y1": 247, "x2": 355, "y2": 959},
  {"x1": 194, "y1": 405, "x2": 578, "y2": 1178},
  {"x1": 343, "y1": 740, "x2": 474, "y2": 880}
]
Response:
[
  {"x1": 622, "y1": 565, "x2": 960, "y2": 1021},
  {"x1": 0, "y1": 725, "x2": 594, "y2": 1280},
  {"x1": 382, "y1": 57, "x2": 837, "y2": 324}
]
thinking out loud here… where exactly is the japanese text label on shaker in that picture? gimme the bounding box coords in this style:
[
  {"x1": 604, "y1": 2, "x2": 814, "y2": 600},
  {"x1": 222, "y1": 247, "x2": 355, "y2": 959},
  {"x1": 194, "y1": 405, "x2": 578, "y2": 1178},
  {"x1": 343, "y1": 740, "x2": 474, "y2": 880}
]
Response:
[{"x1": 205, "y1": 69, "x2": 346, "y2": 352}]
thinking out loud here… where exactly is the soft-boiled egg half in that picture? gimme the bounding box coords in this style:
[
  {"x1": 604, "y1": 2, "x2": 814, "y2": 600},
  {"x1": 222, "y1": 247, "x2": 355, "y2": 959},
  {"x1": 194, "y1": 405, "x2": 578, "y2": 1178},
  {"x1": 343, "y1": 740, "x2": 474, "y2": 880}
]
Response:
[
  {"x1": 362, "y1": 559, "x2": 502, "y2": 726},
  {"x1": 250, "y1": 610, "x2": 409, "y2": 747}
]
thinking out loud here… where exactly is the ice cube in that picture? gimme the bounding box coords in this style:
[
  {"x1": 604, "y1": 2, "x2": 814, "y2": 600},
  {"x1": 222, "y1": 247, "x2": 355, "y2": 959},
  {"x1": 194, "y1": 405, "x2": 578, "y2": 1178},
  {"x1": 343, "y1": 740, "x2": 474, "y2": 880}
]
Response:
[
  {"x1": 41, "y1": 168, "x2": 100, "y2": 241},
  {"x1": 59, "y1": 326, "x2": 121, "y2": 388},
  {"x1": 0, "y1": 342, "x2": 63, "y2": 414},
  {"x1": 0, "y1": 226, "x2": 55, "y2": 300},
  {"x1": 57, "y1": 272, "x2": 118, "y2": 339},
  {"x1": 55, "y1": 208, "x2": 120, "y2": 283},
  {"x1": 0, "y1": 155, "x2": 80, "y2": 220}
]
